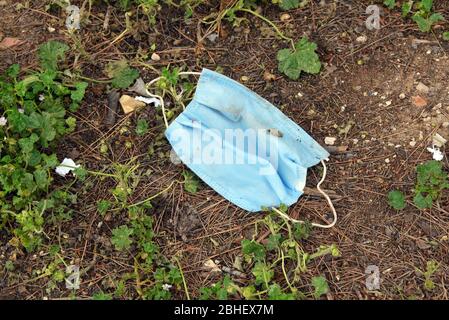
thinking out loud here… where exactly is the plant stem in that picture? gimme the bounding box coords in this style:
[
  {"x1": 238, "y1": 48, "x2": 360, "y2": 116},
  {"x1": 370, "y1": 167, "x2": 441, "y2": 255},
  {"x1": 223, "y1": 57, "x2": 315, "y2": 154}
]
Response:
[
  {"x1": 280, "y1": 250, "x2": 295, "y2": 292},
  {"x1": 76, "y1": 75, "x2": 112, "y2": 84},
  {"x1": 239, "y1": 8, "x2": 296, "y2": 50},
  {"x1": 175, "y1": 257, "x2": 190, "y2": 300}
]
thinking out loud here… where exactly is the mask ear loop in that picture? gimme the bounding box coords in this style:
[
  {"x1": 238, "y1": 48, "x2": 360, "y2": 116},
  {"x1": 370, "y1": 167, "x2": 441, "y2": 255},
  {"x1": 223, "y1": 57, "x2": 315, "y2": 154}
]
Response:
[
  {"x1": 272, "y1": 160, "x2": 337, "y2": 229},
  {"x1": 144, "y1": 71, "x2": 202, "y2": 129}
]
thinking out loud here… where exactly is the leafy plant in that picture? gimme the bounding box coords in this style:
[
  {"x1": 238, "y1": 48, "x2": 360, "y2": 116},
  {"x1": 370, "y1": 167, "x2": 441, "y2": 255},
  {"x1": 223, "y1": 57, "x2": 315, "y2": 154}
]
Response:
[
  {"x1": 209, "y1": 210, "x2": 341, "y2": 300},
  {"x1": 413, "y1": 160, "x2": 449, "y2": 209},
  {"x1": 92, "y1": 291, "x2": 113, "y2": 300},
  {"x1": 97, "y1": 199, "x2": 112, "y2": 215},
  {"x1": 38, "y1": 41, "x2": 69, "y2": 72},
  {"x1": 267, "y1": 283, "x2": 296, "y2": 300},
  {"x1": 416, "y1": 260, "x2": 439, "y2": 291},
  {"x1": 182, "y1": 170, "x2": 200, "y2": 194},
  {"x1": 106, "y1": 60, "x2": 139, "y2": 89},
  {"x1": 388, "y1": 190, "x2": 406, "y2": 210},
  {"x1": 385, "y1": 0, "x2": 445, "y2": 33},
  {"x1": 0, "y1": 41, "x2": 87, "y2": 251},
  {"x1": 384, "y1": 0, "x2": 396, "y2": 9},
  {"x1": 402, "y1": 1, "x2": 414, "y2": 16},
  {"x1": 276, "y1": 37, "x2": 321, "y2": 80},
  {"x1": 111, "y1": 225, "x2": 134, "y2": 250},
  {"x1": 135, "y1": 119, "x2": 149, "y2": 136},
  {"x1": 443, "y1": 31, "x2": 449, "y2": 41},
  {"x1": 277, "y1": 0, "x2": 307, "y2": 10},
  {"x1": 311, "y1": 276, "x2": 329, "y2": 298},
  {"x1": 219, "y1": 0, "x2": 321, "y2": 80},
  {"x1": 199, "y1": 275, "x2": 237, "y2": 300}
]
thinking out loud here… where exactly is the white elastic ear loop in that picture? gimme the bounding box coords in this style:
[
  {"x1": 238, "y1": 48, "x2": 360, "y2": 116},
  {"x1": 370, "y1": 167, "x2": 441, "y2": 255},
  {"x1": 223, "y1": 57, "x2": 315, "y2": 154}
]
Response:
[
  {"x1": 144, "y1": 71, "x2": 202, "y2": 129},
  {"x1": 272, "y1": 160, "x2": 337, "y2": 229}
]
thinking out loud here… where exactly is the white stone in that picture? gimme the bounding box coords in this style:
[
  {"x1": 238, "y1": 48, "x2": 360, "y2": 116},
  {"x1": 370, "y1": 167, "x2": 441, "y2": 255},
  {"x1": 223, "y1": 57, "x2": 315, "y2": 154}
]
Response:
[{"x1": 324, "y1": 137, "x2": 337, "y2": 145}]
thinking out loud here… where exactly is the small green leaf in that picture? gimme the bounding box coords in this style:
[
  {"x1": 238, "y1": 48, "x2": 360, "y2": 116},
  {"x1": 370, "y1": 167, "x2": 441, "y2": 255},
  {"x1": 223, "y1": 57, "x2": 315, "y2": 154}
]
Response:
[
  {"x1": 252, "y1": 262, "x2": 274, "y2": 287},
  {"x1": 38, "y1": 41, "x2": 69, "y2": 71},
  {"x1": 279, "y1": 0, "x2": 300, "y2": 10},
  {"x1": 34, "y1": 169, "x2": 49, "y2": 190},
  {"x1": 97, "y1": 200, "x2": 112, "y2": 215},
  {"x1": 73, "y1": 167, "x2": 87, "y2": 181},
  {"x1": 420, "y1": 0, "x2": 433, "y2": 12},
  {"x1": 182, "y1": 170, "x2": 200, "y2": 194},
  {"x1": 71, "y1": 82, "x2": 88, "y2": 103},
  {"x1": 443, "y1": 32, "x2": 449, "y2": 41},
  {"x1": 414, "y1": 192, "x2": 433, "y2": 209},
  {"x1": 388, "y1": 190, "x2": 406, "y2": 210},
  {"x1": 6, "y1": 64, "x2": 20, "y2": 78},
  {"x1": 18, "y1": 134, "x2": 39, "y2": 154},
  {"x1": 92, "y1": 291, "x2": 113, "y2": 300},
  {"x1": 106, "y1": 61, "x2": 139, "y2": 89},
  {"x1": 65, "y1": 116, "x2": 77, "y2": 133},
  {"x1": 136, "y1": 119, "x2": 149, "y2": 136},
  {"x1": 402, "y1": 1, "x2": 413, "y2": 17},
  {"x1": 384, "y1": 0, "x2": 396, "y2": 9},
  {"x1": 111, "y1": 225, "x2": 133, "y2": 251},
  {"x1": 412, "y1": 14, "x2": 431, "y2": 32},
  {"x1": 268, "y1": 284, "x2": 296, "y2": 300},
  {"x1": 241, "y1": 239, "x2": 266, "y2": 261},
  {"x1": 312, "y1": 276, "x2": 329, "y2": 298},
  {"x1": 293, "y1": 221, "x2": 311, "y2": 240},
  {"x1": 266, "y1": 234, "x2": 282, "y2": 251},
  {"x1": 277, "y1": 37, "x2": 321, "y2": 80}
]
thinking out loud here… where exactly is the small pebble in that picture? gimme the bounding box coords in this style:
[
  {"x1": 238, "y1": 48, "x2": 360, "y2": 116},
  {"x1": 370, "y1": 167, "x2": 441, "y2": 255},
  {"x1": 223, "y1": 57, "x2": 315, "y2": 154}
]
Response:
[
  {"x1": 280, "y1": 13, "x2": 291, "y2": 21},
  {"x1": 416, "y1": 82, "x2": 430, "y2": 94},
  {"x1": 151, "y1": 52, "x2": 161, "y2": 61},
  {"x1": 356, "y1": 35, "x2": 368, "y2": 43},
  {"x1": 324, "y1": 137, "x2": 337, "y2": 145}
]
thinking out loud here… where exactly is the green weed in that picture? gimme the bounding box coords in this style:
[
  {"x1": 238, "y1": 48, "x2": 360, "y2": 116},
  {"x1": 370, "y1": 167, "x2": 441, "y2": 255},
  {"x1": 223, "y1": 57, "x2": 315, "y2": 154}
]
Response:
[
  {"x1": 199, "y1": 209, "x2": 339, "y2": 300},
  {"x1": 0, "y1": 41, "x2": 87, "y2": 251},
  {"x1": 384, "y1": 0, "x2": 445, "y2": 33}
]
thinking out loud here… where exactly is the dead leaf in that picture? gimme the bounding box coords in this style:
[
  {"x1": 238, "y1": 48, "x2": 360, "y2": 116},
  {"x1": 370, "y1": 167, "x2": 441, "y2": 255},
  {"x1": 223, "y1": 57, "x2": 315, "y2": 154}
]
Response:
[
  {"x1": 0, "y1": 37, "x2": 25, "y2": 50},
  {"x1": 412, "y1": 95, "x2": 427, "y2": 107},
  {"x1": 204, "y1": 259, "x2": 221, "y2": 273},
  {"x1": 128, "y1": 78, "x2": 150, "y2": 97},
  {"x1": 119, "y1": 95, "x2": 146, "y2": 114},
  {"x1": 263, "y1": 70, "x2": 276, "y2": 81},
  {"x1": 416, "y1": 238, "x2": 431, "y2": 250}
]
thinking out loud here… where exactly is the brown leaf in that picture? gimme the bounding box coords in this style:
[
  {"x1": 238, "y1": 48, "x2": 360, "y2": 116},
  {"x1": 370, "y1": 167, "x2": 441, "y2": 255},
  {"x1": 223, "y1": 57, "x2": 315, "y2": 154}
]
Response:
[
  {"x1": 119, "y1": 95, "x2": 146, "y2": 114},
  {"x1": 416, "y1": 238, "x2": 431, "y2": 250},
  {"x1": 0, "y1": 37, "x2": 25, "y2": 50},
  {"x1": 412, "y1": 95, "x2": 427, "y2": 107}
]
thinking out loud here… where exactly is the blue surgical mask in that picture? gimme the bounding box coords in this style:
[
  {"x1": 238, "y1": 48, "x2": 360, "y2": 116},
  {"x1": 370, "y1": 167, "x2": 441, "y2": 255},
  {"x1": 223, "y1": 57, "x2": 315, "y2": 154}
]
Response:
[{"x1": 165, "y1": 68, "x2": 330, "y2": 212}]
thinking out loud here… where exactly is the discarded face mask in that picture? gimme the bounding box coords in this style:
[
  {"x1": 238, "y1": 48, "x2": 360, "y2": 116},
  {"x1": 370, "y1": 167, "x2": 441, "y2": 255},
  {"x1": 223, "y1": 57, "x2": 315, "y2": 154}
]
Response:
[{"x1": 165, "y1": 69, "x2": 334, "y2": 225}]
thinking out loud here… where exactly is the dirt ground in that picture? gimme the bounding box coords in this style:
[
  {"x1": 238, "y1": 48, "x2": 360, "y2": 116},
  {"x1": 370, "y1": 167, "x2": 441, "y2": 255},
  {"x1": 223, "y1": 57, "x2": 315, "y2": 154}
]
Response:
[{"x1": 1, "y1": 0, "x2": 449, "y2": 300}]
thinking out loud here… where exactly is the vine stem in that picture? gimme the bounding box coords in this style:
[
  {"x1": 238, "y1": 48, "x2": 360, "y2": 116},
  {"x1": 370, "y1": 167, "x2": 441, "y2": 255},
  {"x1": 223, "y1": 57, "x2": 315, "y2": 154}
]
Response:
[
  {"x1": 280, "y1": 250, "x2": 295, "y2": 292},
  {"x1": 239, "y1": 8, "x2": 296, "y2": 50},
  {"x1": 175, "y1": 257, "x2": 190, "y2": 300}
]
